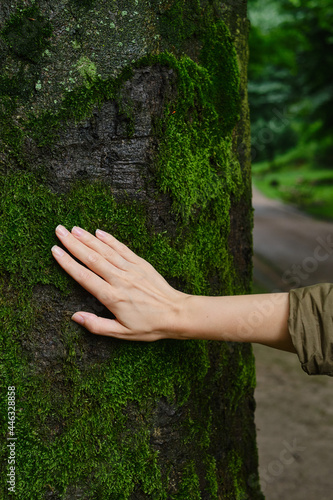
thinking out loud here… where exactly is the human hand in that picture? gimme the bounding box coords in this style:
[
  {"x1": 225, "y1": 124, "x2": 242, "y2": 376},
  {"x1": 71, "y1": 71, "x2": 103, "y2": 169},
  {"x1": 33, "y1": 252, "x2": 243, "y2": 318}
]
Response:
[{"x1": 51, "y1": 225, "x2": 189, "y2": 341}]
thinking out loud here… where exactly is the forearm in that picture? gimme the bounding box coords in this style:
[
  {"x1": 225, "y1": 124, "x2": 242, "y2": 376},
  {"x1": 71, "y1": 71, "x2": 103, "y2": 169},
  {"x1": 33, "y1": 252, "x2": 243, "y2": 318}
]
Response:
[
  {"x1": 174, "y1": 292, "x2": 296, "y2": 353},
  {"x1": 53, "y1": 225, "x2": 296, "y2": 352}
]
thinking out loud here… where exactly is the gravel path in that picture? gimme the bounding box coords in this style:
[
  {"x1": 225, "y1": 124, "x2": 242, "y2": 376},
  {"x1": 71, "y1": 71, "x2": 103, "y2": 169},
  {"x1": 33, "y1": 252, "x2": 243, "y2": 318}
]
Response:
[{"x1": 252, "y1": 186, "x2": 333, "y2": 500}]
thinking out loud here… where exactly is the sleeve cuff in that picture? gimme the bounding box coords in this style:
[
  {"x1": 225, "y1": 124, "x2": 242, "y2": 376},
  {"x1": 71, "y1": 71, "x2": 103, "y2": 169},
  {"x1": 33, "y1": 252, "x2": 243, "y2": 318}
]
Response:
[{"x1": 288, "y1": 283, "x2": 333, "y2": 376}]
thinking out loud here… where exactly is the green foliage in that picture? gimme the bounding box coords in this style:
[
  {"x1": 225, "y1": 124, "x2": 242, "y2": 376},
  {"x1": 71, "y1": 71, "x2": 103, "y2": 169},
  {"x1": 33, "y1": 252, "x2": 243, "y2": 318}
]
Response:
[
  {"x1": 0, "y1": 4, "x2": 53, "y2": 63},
  {"x1": 248, "y1": 0, "x2": 333, "y2": 219},
  {"x1": 252, "y1": 152, "x2": 333, "y2": 220},
  {"x1": 248, "y1": 0, "x2": 333, "y2": 168}
]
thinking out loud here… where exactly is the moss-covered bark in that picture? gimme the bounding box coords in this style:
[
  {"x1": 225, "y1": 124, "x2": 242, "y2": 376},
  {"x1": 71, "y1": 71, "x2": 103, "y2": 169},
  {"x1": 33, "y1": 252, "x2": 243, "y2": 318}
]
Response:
[{"x1": 0, "y1": 1, "x2": 263, "y2": 498}]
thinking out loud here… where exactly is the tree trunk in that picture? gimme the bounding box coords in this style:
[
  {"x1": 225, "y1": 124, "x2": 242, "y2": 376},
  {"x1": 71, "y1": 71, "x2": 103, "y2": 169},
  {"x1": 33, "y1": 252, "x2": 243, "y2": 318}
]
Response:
[{"x1": 0, "y1": 1, "x2": 263, "y2": 498}]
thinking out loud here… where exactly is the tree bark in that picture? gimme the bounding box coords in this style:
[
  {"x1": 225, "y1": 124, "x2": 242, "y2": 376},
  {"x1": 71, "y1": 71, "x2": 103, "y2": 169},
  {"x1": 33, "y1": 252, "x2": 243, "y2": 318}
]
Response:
[{"x1": 0, "y1": 1, "x2": 263, "y2": 498}]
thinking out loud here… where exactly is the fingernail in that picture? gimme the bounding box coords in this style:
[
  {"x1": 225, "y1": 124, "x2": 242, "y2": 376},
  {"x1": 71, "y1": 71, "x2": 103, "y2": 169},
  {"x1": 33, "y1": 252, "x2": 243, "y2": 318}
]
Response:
[
  {"x1": 72, "y1": 313, "x2": 85, "y2": 324},
  {"x1": 96, "y1": 229, "x2": 107, "y2": 238},
  {"x1": 51, "y1": 245, "x2": 64, "y2": 257},
  {"x1": 56, "y1": 225, "x2": 69, "y2": 237},
  {"x1": 72, "y1": 226, "x2": 84, "y2": 237}
]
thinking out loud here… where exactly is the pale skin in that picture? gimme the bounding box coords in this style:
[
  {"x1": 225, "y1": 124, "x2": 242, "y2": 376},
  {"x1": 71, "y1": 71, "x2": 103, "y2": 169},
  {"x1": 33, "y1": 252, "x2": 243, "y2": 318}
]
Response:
[{"x1": 51, "y1": 225, "x2": 296, "y2": 353}]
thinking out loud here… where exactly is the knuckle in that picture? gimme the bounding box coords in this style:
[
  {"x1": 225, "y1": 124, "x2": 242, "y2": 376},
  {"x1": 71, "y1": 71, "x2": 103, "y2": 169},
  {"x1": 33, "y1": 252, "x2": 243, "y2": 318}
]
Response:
[
  {"x1": 106, "y1": 248, "x2": 115, "y2": 260},
  {"x1": 77, "y1": 268, "x2": 91, "y2": 283},
  {"x1": 90, "y1": 324, "x2": 100, "y2": 335},
  {"x1": 99, "y1": 290, "x2": 112, "y2": 304},
  {"x1": 119, "y1": 258, "x2": 128, "y2": 270},
  {"x1": 107, "y1": 249, "x2": 128, "y2": 268},
  {"x1": 138, "y1": 256, "x2": 149, "y2": 267},
  {"x1": 87, "y1": 252, "x2": 99, "y2": 264},
  {"x1": 117, "y1": 242, "x2": 128, "y2": 253},
  {"x1": 119, "y1": 244, "x2": 133, "y2": 259}
]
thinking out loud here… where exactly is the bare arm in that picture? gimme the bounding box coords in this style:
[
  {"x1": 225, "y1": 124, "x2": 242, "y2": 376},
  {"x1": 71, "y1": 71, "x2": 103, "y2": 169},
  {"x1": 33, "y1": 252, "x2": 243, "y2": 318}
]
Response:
[
  {"x1": 180, "y1": 293, "x2": 294, "y2": 352},
  {"x1": 51, "y1": 225, "x2": 296, "y2": 353}
]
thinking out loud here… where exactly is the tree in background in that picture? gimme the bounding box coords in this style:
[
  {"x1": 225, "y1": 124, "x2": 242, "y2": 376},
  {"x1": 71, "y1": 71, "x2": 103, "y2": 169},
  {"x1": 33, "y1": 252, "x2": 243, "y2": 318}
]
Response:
[
  {"x1": 248, "y1": 0, "x2": 333, "y2": 218},
  {"x1": 0, "y1": 1, "x2": 262, "y2": 498},
  {"x1": 248, "y1": 0, "x2": 333, "y2": 166}
]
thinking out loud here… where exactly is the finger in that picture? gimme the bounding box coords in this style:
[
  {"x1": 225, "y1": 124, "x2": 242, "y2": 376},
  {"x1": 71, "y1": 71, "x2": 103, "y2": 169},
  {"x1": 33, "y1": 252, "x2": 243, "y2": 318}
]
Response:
[
  {"x1": 72, "y1": 312, "x2": 130, "y2": 337},
  {"x1": 95, "y1": 229, "x2": 141, "y2": 265},
  {"x1": 51, "y1": 245, "x2": 115, "y2": 307},
  {"x1": 55, "y1": 225, "x2": 124, "y2": 281},
  {"x1": 72, "y1": 312, "x2": 163, "y2": 342},
  {"x1": 71, "y1": 226, "x2": 130, "y2": 270}
]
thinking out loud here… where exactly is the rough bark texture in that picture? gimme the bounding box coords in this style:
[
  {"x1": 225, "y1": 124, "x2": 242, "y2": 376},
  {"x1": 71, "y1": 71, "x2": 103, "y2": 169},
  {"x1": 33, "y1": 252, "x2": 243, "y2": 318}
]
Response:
[{"x1": 0, "y1": 1, "x2": 263, "y2": 499}]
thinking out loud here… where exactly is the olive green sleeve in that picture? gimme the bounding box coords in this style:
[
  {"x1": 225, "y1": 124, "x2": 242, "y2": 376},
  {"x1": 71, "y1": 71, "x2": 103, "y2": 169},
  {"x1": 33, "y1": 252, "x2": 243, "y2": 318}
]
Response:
[{"x1": 288, "y1": 283, "x2": 333, "y2": 376}]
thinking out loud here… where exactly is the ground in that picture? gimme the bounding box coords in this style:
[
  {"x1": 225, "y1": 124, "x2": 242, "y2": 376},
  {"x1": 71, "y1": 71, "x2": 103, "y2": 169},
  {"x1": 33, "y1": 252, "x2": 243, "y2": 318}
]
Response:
[{"x1": 252, "y1": 186, "x2": 333, "y2": 500}]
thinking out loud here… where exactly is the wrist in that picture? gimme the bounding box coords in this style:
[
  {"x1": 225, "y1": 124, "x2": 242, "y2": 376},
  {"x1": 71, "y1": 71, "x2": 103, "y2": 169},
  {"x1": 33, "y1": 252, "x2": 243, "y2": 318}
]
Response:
[
  {"x1": 165, "y1": 294, "x2": 232, "y2": 342},
  {"x1": 162, "y1": 291, "x2": 194, "y2": 340},
  {"x1": 170, "y1": 294, "x2": 220, "y2": 341}
]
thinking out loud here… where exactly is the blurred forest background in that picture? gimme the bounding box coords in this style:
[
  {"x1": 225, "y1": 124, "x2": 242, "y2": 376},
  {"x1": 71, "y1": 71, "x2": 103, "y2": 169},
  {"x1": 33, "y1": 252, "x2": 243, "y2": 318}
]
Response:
[{"x1": 248, "y1": 0, "x2": 333, "y2": 220}]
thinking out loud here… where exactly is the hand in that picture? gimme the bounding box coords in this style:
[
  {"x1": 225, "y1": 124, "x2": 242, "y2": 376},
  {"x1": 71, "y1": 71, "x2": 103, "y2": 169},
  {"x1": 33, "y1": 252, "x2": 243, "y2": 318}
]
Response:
[{"x1": 51, "y1": 225, "x2": 188, "y2": 341}]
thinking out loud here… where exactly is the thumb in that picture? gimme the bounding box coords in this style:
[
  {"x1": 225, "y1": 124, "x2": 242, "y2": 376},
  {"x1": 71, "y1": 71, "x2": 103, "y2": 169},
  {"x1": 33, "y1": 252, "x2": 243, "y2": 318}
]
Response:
[{"x1": 71, "y1": 312, "x2": 128, "y2": 338}]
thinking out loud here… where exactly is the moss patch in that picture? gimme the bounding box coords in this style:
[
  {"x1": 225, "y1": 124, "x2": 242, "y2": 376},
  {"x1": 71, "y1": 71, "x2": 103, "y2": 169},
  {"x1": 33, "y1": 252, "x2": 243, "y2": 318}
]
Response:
[
  {"x1": 0, "y1": 2, "x2": 259, "y2": 498},
  {"x1": 0, "y1": 171, "x2": 213, "y2": 498},
  {"x1": 0, "y1": 169, "x2": 238, "y2": 498},
  {"x1": 226, "y1": 450, "x2": 248, "y2": 500},
  {"x1": 0, "y1": 4, "x2": 53, "y2": 63},
  {"x1": 75, "y1": 56, "x2": 98, "y2": 87},
  {"x1": 172, "y1": 461, "x2": 201, "y2": 500}
]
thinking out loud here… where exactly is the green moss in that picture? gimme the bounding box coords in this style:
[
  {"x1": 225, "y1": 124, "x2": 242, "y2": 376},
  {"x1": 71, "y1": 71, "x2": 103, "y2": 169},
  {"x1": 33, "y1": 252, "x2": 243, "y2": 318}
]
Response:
[
  {"x1": 75, "y1": 56, "x2": 98, "y2": 87},
  {"x1": 226, "y1": 451, "x2": 247, "y2": 500},
  {"x1": 228, "y1": 346, "x2": 256, "y2": 413},
  {"x1": 155, "y1": 0, "x2": 241, "y2": 134},
  {"x1": 172, "y1": 461, "x2": 201, "y2": 500},
  {"x1": 2, "y1": 33, "x2": 243, "y2": 292},
  {"x1": 199, "y1": 21, "x2": 241, "y2": 136},
  {"x1": 204, "y1": 455, "x2": 219, "y2": 499},
  {"x1": 0, "y1": 65, "x2": 135, "y2": 157},
  {"x1": 0, "y1": 3, "x2": 257, "y2": 498},
  {"x1": 0, "y1": 4, "x2": 53, "y2": 63},
  {"x1": 0, "y1": 4, "x2": 54, "y2": 164},
  {"x1": 0, "y1": 172, "x2": 212, "y2": 498},
  {"x1": 0, "y1": 70, "x2": 34, "y2": 101},
  {"x1": 71, "y1": 0, "x2": 97, "y2": 10},
  {"x1": 153, "y1": 0, "x2": 203, "y2": 50}
]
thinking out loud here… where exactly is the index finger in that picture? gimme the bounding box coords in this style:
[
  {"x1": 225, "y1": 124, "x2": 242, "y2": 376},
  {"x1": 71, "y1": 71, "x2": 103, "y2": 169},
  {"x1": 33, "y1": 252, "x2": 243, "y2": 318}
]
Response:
[
  {"x1": 51, "y1": 245, "x2": 115, "y2": 308},
  {"x1": 94, "y1": 229, "x2": 142, "y2": 265}
]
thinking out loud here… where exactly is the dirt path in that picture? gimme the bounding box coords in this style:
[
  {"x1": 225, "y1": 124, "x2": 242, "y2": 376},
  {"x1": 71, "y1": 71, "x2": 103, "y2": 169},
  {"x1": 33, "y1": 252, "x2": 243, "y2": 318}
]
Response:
[
  {"x1": 252, "y1": 186, "x2": 333, "y2": 500},
  {"x1": 253, "y1": 186, "x2": 333, "y2": 290}
]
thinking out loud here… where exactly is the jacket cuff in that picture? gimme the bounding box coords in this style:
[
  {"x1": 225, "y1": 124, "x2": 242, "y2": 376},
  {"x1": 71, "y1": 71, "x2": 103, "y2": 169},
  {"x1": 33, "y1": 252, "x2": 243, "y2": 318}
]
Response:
[{"x1": 288, "y1": 283, "x2": 333, "y2": 376}]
